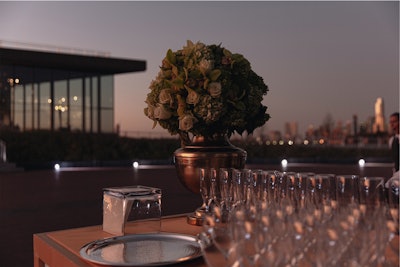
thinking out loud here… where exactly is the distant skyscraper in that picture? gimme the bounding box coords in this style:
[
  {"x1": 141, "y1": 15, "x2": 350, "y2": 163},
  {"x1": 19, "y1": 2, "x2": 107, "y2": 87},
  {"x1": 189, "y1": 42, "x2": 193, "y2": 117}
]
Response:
[
  {"x1": 373, "y1": 97, "x2": 385, "y2": 133},
  {"x1": 284, "y1": 121, "x2": 298, "y2": 139},
  {"x1": 353, "y1": 115, "x2": 358, "y2": 136},
  {"x1": 268, "y1": 130, "x2": 282, "y2": 141}
]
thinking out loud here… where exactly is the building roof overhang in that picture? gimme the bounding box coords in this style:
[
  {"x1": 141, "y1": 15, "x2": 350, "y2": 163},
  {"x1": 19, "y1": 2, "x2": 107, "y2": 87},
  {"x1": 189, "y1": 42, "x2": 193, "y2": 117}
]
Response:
[{"x1": 0, "y1": 47, "x2": 146, "y2": 75}]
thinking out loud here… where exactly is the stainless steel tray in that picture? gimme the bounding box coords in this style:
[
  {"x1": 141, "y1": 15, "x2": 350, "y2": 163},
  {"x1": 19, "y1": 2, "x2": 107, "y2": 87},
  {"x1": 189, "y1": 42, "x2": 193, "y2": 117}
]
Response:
[{"x1": 79, "y1": 232, "x2": 202, "y2": 266}]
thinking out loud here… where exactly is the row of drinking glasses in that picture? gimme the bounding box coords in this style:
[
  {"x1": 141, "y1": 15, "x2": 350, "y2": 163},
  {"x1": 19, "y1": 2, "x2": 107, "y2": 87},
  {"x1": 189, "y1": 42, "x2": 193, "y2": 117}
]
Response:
[{"x1": 198, "y1": 168, "x2": 399, "y2": 267}]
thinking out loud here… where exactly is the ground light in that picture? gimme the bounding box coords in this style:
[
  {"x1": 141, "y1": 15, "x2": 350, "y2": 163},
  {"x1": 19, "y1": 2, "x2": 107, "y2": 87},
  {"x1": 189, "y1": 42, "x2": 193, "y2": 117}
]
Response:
[
  {"x1": 358, "y1": 158, "x2": 366, "y2": 167},
  {"x1": 54, "y1": 163, "x2": 60, "y2": 171},
  {"x1": 281, "y1": 159, "x2": 288, "y2": 168}
]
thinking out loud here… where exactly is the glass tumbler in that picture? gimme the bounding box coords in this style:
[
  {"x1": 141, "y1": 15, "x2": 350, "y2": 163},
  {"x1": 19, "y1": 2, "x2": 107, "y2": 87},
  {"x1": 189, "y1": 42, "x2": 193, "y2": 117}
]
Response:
[{"x1": 103, "y1": 185, "x2": 162, "y2": 235}]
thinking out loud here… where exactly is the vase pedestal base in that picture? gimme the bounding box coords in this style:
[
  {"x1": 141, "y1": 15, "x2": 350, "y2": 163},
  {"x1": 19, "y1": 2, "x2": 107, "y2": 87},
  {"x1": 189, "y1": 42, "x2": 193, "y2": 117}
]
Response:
[
  {"x1": 186, "y1": 205, "x2": 206, "y2": 226},
  {"x1": 174, "y1": 135, "x2": 247, "y2": 225},
  {"x1": 186, "y1": 213, "x2": 203, "y2": 226}
]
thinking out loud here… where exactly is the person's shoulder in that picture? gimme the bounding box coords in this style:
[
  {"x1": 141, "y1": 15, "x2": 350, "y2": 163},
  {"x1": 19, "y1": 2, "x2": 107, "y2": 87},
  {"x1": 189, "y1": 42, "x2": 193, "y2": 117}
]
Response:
[{"x1": 389, "y1": 135, "x2": 395, "y2": 146}]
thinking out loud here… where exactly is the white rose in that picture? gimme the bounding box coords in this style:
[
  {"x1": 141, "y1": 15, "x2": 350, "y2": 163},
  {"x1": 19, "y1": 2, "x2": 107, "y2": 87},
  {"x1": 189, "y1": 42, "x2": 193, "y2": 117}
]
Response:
[
  {"x1": 159, "y1": 89, "x2": 173, "y2": 105},
  {"x1": 199, "y1": 59, "x2": 213, "y2": 74},
  {"x1": 179, "y1": 114, "x2": 196, "y2": 131},
  {"x1": 186, "y1": 90, "x2": 200, "y2": 105},
  {"x1": 208, "y1": 82, "x2": 222, "y2": 98},
  {"x1": 154, "y1": 104, "x2": 172, "y2": 120},
  {"x1": 145, "y1": 104, "x2": 156, "y2": 119},
  {"x1": 195, "y1": 51, "x2": 202, "y2": 58}
]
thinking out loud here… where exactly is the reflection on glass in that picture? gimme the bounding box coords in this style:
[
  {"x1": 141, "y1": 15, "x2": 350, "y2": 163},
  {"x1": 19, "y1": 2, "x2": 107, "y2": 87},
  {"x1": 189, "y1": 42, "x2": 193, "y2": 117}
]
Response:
[
  {"x1": 40, "y1": 82, "x2": 51, "y2": 130},
  {"x1": 70, "y1": 78, "x2": 82, "y2": 131}
]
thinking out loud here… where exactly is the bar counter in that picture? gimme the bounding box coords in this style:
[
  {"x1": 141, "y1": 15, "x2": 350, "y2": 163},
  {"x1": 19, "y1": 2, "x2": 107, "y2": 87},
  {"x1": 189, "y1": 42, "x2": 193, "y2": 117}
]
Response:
[
  {"x1": 33, "y1": 214, "x2": 399, "y2": 267},
  {"x1": 33, "y1": 214, "x2": 206, "y2": 267},
  {"x1": 33, "y1": 212, "x2": 399, "y2": 267}
]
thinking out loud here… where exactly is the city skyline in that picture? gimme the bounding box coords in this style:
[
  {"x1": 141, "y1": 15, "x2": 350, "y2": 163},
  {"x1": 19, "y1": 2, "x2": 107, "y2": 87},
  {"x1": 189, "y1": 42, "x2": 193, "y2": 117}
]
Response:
[
  {"x1": 0, "y1": 1, "x2": 398, "y2": 137},
  {"x1": 258, "y1": 96, "x2": 394, "y2": 138},
  {"x1": 120, "y1": 95, "x2": 394, "y2": 139}
]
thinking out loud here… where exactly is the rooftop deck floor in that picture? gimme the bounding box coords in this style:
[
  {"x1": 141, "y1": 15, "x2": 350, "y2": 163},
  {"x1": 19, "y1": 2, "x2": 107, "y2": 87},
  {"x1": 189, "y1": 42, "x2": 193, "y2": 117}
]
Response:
[{"x1": 0, "y1": 163, "x2": 394, "y2": 267}]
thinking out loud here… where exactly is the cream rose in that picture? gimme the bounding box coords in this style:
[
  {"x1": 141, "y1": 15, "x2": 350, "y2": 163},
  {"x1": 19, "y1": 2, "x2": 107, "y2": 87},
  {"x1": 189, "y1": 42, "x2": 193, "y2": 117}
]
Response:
[
  {"x1": 159, "y1": 89, "x2": 173, "y2": 105},
  {"x1": 208, "y1": 82, "x2": 222, "y2": 98},
  {"x1": 145, "y1": 104, "x2": 156, "y2": 120},
  {"x1": 199, "y1": 59, "x2": 213, "y2": 74},
  {"x1": 179, "y1": 114, "x2": 196, "y2": 131},
  {"x1": 154, "y1": 104, "x2": 172, "y2": 120},
  {"x1": 186, "y1": 90, "x2": 200, "y2": 105}
]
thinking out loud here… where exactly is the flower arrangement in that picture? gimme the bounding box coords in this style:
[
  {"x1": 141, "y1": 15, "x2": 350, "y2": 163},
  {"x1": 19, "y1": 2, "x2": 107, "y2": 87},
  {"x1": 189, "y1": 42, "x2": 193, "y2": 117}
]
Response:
[{"x1": 144, "y1": 40, "x2": 270, "y2": 145}]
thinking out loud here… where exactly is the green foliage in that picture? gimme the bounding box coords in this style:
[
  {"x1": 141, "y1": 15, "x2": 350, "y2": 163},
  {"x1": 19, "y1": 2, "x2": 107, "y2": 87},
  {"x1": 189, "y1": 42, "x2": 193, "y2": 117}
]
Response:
[{"x1": 144, "y1": 40, "x2": 270, "y2": 143}]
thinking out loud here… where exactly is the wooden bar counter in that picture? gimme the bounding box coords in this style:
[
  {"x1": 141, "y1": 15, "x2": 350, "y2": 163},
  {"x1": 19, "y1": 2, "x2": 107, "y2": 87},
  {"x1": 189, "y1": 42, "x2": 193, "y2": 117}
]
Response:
[
  {"x1": 33, "y1": 213, "x2": 399, "y2": 267},
  {"x1": 33, "y1": 214, "x2": 206, "y2": 267}
]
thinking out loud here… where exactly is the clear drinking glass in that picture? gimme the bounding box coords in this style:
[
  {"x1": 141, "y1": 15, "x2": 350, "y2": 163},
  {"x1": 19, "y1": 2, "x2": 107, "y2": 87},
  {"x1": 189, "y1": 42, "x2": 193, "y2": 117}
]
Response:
[
  {"x1": 219, "y1": 168, "x2": 233, "y2": 218},
  {"x1": 305, "y1": 174, "x2": 335, "y2": 225},
  {"x1": 387, "y1": 178, "x2": 400, "y2": 210},
  {"x1": 231, "y1": 168, "x2": 246, "y2": 207},
  {"x1": 335, "y1": 174, "x2": 359, "y2": 207},
  {"x1": 251, "y1": 169, "x2": 264, "y2": 202},
  {"x1": 230, "y1": 205, "x2": 260, "y2": 267},
  {"x1": 387, "y1": 178, "x2": 399, "y2": 234},
  {"x1": 285, "y1": 172, "x2": 297, "y2": 208},
  {"x1": 199, "y1": 168, "x2": 211, "y2": 214},
  {"x1": 358, "y1": 176, "x2": 385, "y2": 208},
  {"x1": 314, "y1": 174, "x2": 334, "y2": 205},
  {"x1": 294, "y1": 172, "x2": 313, "y2": 209},
  {"x1": 202, "y1": 202, "x2": 242, "y2": 267},
  {"x1": 198, "y1": 231, "x2": 238, "y2": 267},
  {"x1": 208, "y1": 168, "x2": 220, "y2": 211},
  {"x1": 265, "y1": 170, "x2": 280, "y2": 204}
]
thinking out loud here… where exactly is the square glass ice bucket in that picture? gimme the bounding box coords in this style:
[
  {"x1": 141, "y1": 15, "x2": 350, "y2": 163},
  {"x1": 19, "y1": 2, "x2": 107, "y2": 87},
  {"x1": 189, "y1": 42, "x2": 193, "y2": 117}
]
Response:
[{"x1": 103, "y1": 185, "x2": 162, "y2": 235}]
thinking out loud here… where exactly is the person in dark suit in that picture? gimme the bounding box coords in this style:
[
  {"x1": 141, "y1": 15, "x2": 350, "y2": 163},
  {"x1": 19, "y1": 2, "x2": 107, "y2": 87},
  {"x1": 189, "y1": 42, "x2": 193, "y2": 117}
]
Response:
[
  {"x1": 386, "y1": 113, "x2": 399, "y2": 231},
  {"x1": 389, "y1": 112, "x2": 399, "y2": 173}
]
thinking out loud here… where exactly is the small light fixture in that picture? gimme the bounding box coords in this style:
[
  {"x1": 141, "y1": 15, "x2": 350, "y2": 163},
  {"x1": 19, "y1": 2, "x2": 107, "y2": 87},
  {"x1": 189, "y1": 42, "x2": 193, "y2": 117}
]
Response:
[
  {"x1": 358, "y1": 159, "x2": 365, "y2": 167},
  {"x1": 132, "y1": 161, "x2": 139, "y2": 168},
  {"x1": 54, "y1": 163, "x2": 60, "y2": 170},
  {"x1": 281, "y1": 159, "x2": 288, "y2": 168}
]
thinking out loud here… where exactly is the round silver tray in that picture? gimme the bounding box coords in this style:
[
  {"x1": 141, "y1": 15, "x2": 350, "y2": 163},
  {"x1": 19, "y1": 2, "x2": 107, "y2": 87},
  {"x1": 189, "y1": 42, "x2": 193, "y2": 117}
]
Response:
[{"x1": 79, "y1": 232, "x2": 202, "y2": 266}]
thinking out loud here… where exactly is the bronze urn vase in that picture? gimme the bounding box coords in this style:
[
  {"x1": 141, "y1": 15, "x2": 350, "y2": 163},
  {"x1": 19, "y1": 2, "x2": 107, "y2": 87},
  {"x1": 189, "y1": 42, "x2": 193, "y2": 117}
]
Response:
[{"x1": 173, "y1": 134, "x2": 247, "y2": 225}]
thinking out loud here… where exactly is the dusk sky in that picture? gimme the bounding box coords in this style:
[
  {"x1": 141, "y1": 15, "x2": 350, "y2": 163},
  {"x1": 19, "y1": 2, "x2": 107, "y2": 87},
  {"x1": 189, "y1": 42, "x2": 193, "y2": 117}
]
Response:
[{"x1": 0, "y1": 1, "x2": 398, "y2": 137}]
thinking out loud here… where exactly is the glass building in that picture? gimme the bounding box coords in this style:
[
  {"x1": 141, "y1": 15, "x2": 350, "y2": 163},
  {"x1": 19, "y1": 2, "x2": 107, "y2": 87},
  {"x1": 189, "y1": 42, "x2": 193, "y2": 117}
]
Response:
[{"x1": 0, "y1": 46, "x2": 146, "y2": 133}]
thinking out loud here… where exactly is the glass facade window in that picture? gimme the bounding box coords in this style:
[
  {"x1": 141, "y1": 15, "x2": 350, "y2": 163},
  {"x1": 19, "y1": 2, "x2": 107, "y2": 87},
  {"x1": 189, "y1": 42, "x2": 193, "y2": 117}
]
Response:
[
  {"x1": 84, "y1": 76, "x2": 99, "y2": 133},
  {"x1": 100, "y1": 75, "x2": 113, "y2": 133},
  {"x1": 39, "y1": 82, "x2": 51, "y2": 130},
  {"x1": 70, "y1": 78, "x2": 82, "y2": 131},
  {"x1": 54, "y1": 79, "x2": 68, "y2": 130},
  {"x1": 0, "y1": 47, "x2": 145, "y2": 135},
  {"x1": 13, "y1": 84, "x2": 23, "y2": 130},
  {"x1": 84, "y1": 77, "x2": 91, "y2": 132},
  {"x1": 92, "y1": 77, "x2": 99, "y2": 133},
  {"x1": 25, "y1": 84, "x2": 34, "y2": 130},
  {"x1": 33, "y1": 83, "x2": 39, "y2": 130},
  {"x1": 0, "y1": 66, "x2": 115, "y2": 134}
]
